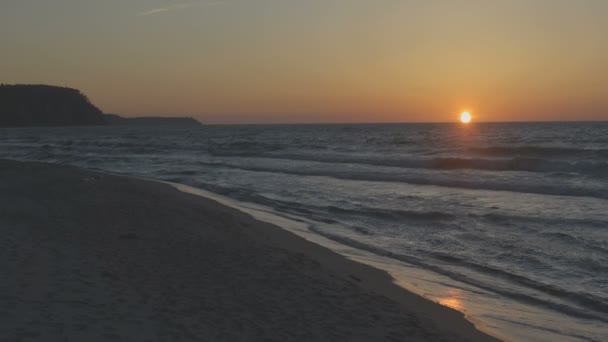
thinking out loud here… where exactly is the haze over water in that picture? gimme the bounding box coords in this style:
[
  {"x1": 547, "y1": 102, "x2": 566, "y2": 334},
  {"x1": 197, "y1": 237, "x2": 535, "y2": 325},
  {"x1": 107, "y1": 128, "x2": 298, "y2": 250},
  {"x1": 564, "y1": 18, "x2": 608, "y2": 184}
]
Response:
[{"x1": 1, "y1": 122, "x2": 607, "y2": 341}]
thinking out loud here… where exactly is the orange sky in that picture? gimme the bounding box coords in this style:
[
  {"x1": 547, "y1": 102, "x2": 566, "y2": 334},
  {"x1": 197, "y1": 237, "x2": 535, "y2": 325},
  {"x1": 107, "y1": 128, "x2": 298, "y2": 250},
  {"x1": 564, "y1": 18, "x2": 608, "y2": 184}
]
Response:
[{"x1": 1, "y1": 0, "x2": 607, "y2": 123}]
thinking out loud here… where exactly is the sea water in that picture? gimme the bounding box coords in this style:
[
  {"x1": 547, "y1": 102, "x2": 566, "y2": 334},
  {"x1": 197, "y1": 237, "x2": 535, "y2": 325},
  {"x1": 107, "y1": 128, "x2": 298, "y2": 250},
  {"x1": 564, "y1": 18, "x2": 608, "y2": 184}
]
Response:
[{"x1": 1, "y1": 122, "x2": 606, "y2": 341}]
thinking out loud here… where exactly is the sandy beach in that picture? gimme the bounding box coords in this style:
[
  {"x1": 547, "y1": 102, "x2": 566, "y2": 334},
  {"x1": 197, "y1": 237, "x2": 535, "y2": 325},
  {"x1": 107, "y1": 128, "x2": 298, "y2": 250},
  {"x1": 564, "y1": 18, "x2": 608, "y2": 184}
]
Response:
[{"x1": 1, "y1": 159, "x2": 499, "y2": 341}]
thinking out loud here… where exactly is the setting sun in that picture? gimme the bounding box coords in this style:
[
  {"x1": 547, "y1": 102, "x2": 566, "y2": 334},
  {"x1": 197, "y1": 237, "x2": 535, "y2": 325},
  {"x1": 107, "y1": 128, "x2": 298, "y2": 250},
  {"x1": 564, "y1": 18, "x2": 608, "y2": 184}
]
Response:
[{"x1": 460, "y1": 112, "x2": 472, "y2": 123}]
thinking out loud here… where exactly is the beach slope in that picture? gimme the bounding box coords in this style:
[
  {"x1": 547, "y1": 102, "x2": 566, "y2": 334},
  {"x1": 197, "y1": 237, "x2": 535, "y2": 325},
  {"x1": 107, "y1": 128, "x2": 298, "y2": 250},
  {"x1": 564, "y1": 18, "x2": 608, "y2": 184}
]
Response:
[{"x1": 0, "y1": 160, "x2": 499, "y2": 341}]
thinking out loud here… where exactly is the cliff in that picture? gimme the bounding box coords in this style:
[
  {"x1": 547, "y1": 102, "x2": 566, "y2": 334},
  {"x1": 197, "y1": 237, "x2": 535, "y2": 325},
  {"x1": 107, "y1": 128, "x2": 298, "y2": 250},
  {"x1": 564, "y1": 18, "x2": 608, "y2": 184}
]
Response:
[{"x1": 0, "y1": 84, "x2": 106, "y2": 127}]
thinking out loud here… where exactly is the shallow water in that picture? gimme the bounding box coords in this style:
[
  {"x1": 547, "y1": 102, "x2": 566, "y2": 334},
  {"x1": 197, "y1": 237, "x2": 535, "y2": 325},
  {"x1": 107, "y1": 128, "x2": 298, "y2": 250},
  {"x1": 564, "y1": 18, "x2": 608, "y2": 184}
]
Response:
[{"x1": 1, "y1": 122, "x2": 607, "y2": 341}]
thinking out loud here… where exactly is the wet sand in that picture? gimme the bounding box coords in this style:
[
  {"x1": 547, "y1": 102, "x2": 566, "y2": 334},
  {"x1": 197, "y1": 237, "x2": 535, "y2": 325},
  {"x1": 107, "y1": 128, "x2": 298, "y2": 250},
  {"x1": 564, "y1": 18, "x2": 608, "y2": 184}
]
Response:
[{"x1": 0, "y1": 160, "x2": 500, "y2": 341}]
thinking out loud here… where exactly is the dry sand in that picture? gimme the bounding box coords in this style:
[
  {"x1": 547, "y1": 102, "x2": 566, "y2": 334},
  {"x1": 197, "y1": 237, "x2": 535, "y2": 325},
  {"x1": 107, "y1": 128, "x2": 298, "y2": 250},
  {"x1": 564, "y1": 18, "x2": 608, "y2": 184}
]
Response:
[{"x1": 0, "y1": 160, "x2": 500, "y2": 341}]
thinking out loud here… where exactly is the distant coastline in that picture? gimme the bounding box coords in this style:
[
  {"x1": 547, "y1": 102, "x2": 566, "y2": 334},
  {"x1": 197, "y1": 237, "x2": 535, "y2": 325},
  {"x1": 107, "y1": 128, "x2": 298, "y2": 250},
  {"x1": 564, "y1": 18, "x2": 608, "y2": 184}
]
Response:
[
  {"x1": 0, "y1": 84, "x2": 200, "y2": 127},
  {"x1": 104, "y1": 114, "x2": 201, "y2": 127}
]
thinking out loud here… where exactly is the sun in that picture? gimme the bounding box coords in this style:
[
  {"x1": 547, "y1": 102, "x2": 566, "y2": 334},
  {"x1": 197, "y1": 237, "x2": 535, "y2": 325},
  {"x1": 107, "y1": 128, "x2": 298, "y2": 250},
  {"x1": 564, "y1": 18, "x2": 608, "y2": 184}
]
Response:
[{"x1": 460, "y1": 111, "x2": 472, "y2": 123}]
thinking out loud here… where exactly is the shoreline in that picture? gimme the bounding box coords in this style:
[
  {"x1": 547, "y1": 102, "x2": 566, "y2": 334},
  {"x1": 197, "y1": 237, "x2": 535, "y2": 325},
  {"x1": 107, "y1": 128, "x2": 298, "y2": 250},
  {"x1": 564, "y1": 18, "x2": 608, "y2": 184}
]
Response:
[
  {"x1": 166, "y1": 181, "x2": 505, "y2": 341},
  {"x1": 1, "y1": 159, "x2": 499, "y2": 341}
]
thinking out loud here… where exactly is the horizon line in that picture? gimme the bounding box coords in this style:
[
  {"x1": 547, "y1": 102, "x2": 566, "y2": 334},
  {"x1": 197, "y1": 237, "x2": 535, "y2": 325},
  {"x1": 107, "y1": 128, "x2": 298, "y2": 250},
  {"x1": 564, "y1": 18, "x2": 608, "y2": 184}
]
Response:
[{"x1": 196, "y1": 119, "x2": 608, "y2": 126}]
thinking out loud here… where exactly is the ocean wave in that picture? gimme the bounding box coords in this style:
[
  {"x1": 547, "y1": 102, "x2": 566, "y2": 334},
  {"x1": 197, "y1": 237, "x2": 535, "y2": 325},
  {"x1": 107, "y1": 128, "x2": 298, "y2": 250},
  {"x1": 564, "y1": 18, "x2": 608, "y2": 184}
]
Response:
[
  {"x1": 426, "y1": 251, "x2": 608, "y2": 314},
  {"x1": 208, "y1": 141, "x2": 288, "y2": 156},
  {"x1": 540, "y1": 232, "x2": 608, "y2": 254},
  {"x1": 7, "y1": 134, "x2": 608, "y2": 176},
  {"x1": 308, "y1": 225, "x2": 608, "y2": 323},
  {"x1": 211, "y1": 152, "x2": 608, "y2": 177},
  {"x1": 168, "y1": 181, "x2": 455, "y2": 225},
  {"x1": 195, "y1": 161, "x2": 608, "y2": 200},
  {"x1": 480, "y1": 213, "x2": 608, "y2": 230},
  {"x1": 325, "y1": 205, "x2": 455, "y2": 222},
  {"x1": 467, "y1": 146, "x2": 608, "y2": 159}
]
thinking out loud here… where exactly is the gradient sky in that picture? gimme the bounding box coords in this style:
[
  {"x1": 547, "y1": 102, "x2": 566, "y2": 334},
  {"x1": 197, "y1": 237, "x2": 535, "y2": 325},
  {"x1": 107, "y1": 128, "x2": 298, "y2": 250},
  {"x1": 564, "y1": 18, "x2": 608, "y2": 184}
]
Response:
[{"x1": 1, "y1": 0, "x2": 607, "y2": 123}]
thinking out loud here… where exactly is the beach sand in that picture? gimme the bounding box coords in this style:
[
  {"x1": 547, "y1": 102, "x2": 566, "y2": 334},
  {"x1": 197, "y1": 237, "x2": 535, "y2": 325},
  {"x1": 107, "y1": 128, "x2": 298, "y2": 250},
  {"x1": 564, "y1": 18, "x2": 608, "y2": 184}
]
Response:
[{"x1": 0, "y1": 160, "x2": 499, "y2": 341}]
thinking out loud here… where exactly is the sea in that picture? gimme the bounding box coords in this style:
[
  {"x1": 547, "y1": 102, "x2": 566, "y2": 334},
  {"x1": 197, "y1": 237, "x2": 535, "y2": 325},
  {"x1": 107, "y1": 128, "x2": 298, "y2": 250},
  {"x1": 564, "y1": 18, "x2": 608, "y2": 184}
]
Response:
[{"x1": 1, "y1": 122, "x2": 606, "y2": 341}]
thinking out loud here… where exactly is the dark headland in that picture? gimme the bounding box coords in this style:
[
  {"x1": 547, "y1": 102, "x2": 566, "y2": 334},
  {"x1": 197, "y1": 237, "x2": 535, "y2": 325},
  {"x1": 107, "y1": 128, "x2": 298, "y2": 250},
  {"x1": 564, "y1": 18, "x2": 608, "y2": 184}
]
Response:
[
  {"x1": 0, "y1": 84, "x2": 200, "y2": 127},
  {"x1": 0, "y1": 84, "x2": 105, "y2": 127}
]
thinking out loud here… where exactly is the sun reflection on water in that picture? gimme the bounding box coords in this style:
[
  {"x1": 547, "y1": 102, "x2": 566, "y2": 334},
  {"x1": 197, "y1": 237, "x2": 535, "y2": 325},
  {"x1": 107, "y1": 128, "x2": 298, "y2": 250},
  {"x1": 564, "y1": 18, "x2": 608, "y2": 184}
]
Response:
[{"x1": 438, "y1": 289, "x2": 465, "y2": 311}]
